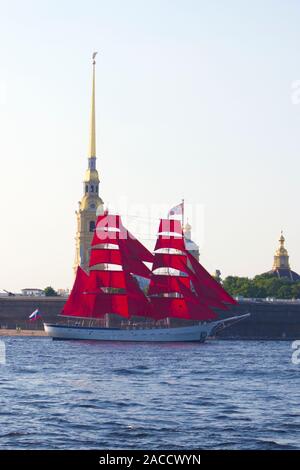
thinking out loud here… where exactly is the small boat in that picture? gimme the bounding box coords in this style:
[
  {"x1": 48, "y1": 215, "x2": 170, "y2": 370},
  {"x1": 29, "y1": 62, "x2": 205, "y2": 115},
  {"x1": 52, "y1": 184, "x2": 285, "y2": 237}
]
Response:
[{"x1": 44, "y1": 213, "x2": 249, "y2": 343}]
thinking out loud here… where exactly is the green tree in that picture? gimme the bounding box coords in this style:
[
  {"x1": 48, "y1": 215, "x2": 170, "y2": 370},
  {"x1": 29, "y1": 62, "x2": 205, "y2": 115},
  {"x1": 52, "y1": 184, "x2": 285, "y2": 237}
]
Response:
[
  {"x1": 291, "y1": 283, "x2": 300, "y2": 299},
  {"x1": 223, "y1": 276, "x2": 252, "y2": 297},
  {"x1": 44, "y1": 286, "x2": 58, "y2": 297},
  {"x1": 277, "y1": 285, "x2": 294, "y2": 299},
  {"x1": 223, "y1": 275, "x2": 300, "y2": 300}
]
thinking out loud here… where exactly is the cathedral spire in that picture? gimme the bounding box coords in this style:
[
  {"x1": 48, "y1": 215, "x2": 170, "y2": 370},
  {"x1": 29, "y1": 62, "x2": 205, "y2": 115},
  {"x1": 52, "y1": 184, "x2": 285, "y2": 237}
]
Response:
[
  {"x1": 89, "y1": 52, "x2": 97, "y2": 158},
  {"x1": 74, "y1": 53, "x2": 104, "y2": 275}
]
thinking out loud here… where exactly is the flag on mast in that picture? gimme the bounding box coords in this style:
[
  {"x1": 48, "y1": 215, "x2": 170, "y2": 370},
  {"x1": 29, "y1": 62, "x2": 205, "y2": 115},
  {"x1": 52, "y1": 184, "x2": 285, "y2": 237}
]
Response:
[
  {"x1": 29, "y1": 309, "x2": 41, "y2": 321},
  {"x1": 168, "y1": 201, "x2": 184, "y2": 218}
]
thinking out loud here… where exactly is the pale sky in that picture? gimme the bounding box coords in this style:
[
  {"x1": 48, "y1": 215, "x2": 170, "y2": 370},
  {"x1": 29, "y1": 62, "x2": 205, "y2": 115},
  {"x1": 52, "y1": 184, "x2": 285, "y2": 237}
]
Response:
[{"x1": 0, "y1": 0, "x2": 300, "y2": 292}]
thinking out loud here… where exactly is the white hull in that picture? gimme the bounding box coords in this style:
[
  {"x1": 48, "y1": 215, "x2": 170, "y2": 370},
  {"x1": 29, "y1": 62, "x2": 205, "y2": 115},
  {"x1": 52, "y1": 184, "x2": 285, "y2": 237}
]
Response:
[
  {"x1": 44, "y1": 314, "x2": 249, "y2": 343},
  {"x1": 44, "y1": 322, "x2": 216, "y2": 343}
]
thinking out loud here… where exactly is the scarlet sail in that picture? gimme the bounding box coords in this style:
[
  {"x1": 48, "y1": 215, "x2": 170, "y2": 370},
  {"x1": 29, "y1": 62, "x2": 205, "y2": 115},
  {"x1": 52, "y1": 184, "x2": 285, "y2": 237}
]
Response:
[
  {"x1": 155, "y1": 235, "x2": 185, "y2": 252},
  {"x1": 148, "y1": 218, "x2": 236, "y2": 320},
  {"x1": 152, "y1": 253, "x2": 188, "y2": 273},
  {"x1": 148, "y1": 275, "x2": 190, "y2": 296},
  {"x1": 61, "y1": 213, "x2": 153, "y2": 319},
  {"x1": 62, "y1": 212, "x2": 236, "y2": 322},
  {"x1": 158, "y1": 219, "x2": 183, "y2": 235},
  {"x1": 61, "y1": 266, "x2": 90, "y2": 317}
]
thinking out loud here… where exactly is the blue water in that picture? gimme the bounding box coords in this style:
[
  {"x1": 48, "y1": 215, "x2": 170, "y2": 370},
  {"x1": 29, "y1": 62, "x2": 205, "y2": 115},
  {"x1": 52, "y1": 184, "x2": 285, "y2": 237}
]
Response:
[{"x1": 0, "y1": 337, "x2": 300, "y2": 450}]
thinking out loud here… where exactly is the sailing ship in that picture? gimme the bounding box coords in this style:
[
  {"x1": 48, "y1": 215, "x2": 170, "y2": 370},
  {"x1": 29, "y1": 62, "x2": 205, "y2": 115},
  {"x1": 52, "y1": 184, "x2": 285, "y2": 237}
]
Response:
[{"x1": 44, "y1": 212, "x2": 249, "y2": 342}]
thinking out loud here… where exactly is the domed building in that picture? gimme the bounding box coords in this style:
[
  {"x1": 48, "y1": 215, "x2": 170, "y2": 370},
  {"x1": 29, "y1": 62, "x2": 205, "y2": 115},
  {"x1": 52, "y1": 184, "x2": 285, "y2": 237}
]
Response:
[{"x1": 265, "y1": 232, "x2": 300, "y2": 281}]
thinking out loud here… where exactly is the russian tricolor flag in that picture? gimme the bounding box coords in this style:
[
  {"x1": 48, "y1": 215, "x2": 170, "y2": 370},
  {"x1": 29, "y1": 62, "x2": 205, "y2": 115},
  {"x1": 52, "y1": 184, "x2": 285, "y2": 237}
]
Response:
[
  {"x1": 29, "y1": 309, "x2": 41, "y2": 321},
  {"x1": 168, "y1": 202, "x2": 184, "y2": 217}
]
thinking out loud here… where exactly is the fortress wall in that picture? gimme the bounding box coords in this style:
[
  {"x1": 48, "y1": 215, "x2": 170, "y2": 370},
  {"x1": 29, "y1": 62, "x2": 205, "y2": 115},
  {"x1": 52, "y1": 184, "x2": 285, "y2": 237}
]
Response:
[
  {"x1": 0, "y1": 297, "x2": 65, "y2": 329},
  {"x1": 218, "y1": 301, "x2": 300, "y2": 340}
]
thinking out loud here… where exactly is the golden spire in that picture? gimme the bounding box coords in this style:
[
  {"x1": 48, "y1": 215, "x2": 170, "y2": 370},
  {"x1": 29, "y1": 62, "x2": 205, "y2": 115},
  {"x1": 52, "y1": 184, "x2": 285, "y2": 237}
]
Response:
[
  {"x1": 279, "y1": 230, "x2": 285, "y2": 246},
  {"x1": 89, "y1": 52, "x2": 97, "y2": 158}
]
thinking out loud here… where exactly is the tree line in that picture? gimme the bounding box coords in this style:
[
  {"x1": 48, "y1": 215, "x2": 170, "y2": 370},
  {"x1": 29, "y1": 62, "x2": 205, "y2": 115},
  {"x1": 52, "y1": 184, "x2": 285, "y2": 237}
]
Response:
[{"x1": 222, "y1": 274, "x2": 300, "y2": 300}]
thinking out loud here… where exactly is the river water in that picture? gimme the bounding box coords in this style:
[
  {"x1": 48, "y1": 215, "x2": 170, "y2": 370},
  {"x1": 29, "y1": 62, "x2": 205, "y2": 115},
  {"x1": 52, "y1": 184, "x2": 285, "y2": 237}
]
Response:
[{"x1": 0, "y1": 337, "x2": 299, "y2": 449}]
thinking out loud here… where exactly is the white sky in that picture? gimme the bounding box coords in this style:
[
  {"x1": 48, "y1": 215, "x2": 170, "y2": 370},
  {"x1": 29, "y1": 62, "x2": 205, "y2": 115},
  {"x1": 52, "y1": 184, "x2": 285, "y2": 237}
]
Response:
[{"x1": 0, "y1": 0, "x2": 300, "y2": 291}]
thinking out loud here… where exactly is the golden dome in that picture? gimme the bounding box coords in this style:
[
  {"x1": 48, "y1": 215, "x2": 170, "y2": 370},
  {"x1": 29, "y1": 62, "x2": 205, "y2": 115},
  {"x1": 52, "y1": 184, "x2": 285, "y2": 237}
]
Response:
[{"x1": 276, "y1": 246, "x2": 288, "y2": 256}]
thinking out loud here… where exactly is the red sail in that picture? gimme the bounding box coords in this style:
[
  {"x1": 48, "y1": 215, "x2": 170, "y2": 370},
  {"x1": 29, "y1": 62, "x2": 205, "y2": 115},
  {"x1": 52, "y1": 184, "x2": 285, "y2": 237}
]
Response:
[
  {"x1": 148, "y1": 216, "x2": 235, "y2": 321},
  {"x1": 118, "y1": 238, "x2": 152, "y2": 278},
  {"x1": 89, "y1": 248, "x2": 122, "y2": 267},
  {"x1": 84, "y1": 271, "x2": 150, "y2": 319},
  {"x1": 61, "y1": 266, "x2": 90, "y2": 317},
  {"x1": 158, "y1": 219, "x2": 183, "y2": 235},
  {"x1": 150, "y1": 297, "x2": 217, "y2": 320},
  {"x1": 92, "y1": 223, "x2": 154, "y2": 255},
  {"x1": 192, "y1": 279, "x2": 229, "y2": 310},
  {"x1": 62, "y1": 213, "x2": 153, "y2": 320},
  {"x1": 128, "y1": 297, "x2": 150, "y2": 317},
  {"x1": 187, "y1": 252, "x2": 237, "y2": 305},
  {"x1": 88, "y1": 270, "x2": 126, "y2": 289},
  {"x1": 88, "y1": 293, "x2": 130, "y2": 318},
  {"x1": 90, "y1": 251, "x2": 152, "y2": 278},
  {"x1": 148, "y1": 275, "x2": 190, "y2": 296},
  {"x1": 88, "y1": 269, "x2": 149, "y2": 297},
  {"x1": 126, "y1": 230, "x2": 154, "y2": 263},
  {"x1": 188, "y1": 302, "x2": 218, "y2": 320},
  {"x1": 150, "y1": 297, "x2": 190, "y2": 320},
  {"x1": 91, "y1": 229, "x2": 120, "y2": 246},
  {"x1": 63, "y1": 212, "x2": 233, "y2": 322},
  {"x1": 87, "y1": 215, "x2": 152, "y2": 317},
  {"x1": 152, "y1": 253, "x2": 188, "y2": 273},
  {"x1": 91, "y1": 214, "x2": 153, "y2": 276},
  {"x1": 123, "y1": 255, "x2": 152, "y2": 278},
  {"x1": 125, "y1": 272, "x2": 146, "y2": 297},
  {"x1": 124, "y1": 274, "x2": 151, "y2": 317},
  {"x1": 176, "y1": 277, "x2": 218, "y2": 319},
  {"x1": 95, "y1": 213, "x2": 122, "y2": 231},
  {"x1": 182, "y1": 262, "x2": 229, "y2": 311},
  {"x1": 114, "y1": 226, "x2": 154, "y2": 264},
  {"x1": 88, "y1": 292, "x2": 149, "y2": 319},
  {"x1": 155, "y1": 235, "x2": 185, "y2": 252}
]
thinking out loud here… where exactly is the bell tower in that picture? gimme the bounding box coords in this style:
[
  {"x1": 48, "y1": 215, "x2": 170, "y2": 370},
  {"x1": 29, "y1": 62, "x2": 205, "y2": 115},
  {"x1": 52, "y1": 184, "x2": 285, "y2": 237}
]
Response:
[{"x1": 74, "y1": 53, "x2": 104, "y2": 274}]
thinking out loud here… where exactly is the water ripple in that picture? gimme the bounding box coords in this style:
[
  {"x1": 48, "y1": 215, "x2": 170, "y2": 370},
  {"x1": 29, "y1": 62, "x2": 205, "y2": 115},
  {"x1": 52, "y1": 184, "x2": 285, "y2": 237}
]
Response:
[{"x1": 0, "y1": 338, "x2": 299, "y2": 449}]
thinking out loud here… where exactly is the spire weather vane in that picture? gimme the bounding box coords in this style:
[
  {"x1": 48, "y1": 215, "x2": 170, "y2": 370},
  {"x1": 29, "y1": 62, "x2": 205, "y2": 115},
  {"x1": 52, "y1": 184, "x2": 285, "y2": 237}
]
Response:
[{"x1": 92, "y1": 52, "x2": 98, "y2": 64}]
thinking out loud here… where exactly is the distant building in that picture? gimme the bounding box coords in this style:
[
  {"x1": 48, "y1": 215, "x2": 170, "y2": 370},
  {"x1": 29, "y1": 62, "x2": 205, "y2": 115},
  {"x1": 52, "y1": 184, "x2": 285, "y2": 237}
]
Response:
[
  {"x1": 264, "y1": 232, "x2": 300, "y2": 282},
  {"x1": 57, "y1": 288, "x2": 70, "y2": 297},
  {"x1": 183, "y1": 221, "x2": 200, "y2": 261},
  {"x1": 21, "y1": 288, "x2": 45, "y2": 297}
]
